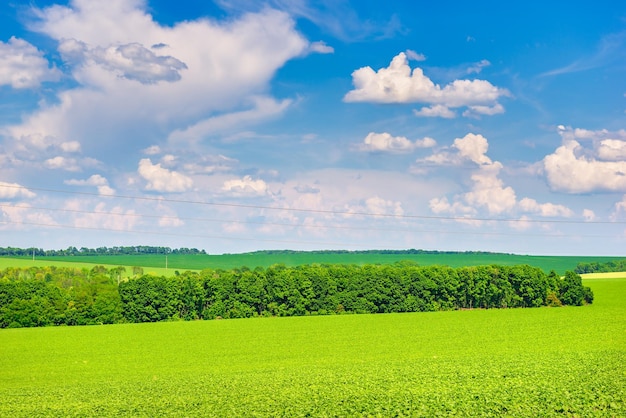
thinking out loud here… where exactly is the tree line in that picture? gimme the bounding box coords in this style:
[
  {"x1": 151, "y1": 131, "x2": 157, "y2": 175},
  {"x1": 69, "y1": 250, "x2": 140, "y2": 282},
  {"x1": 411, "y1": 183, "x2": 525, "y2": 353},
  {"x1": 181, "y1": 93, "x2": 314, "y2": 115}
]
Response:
[
  {"x1": 574, "y1": 259, "x2": 626, "y2": 274},
  {"x1": 0, "y1": 246, "x2": 206, "y2": 257},
  {"x1": 0, "y1": 263, "x2": 593, "y2": 328}
]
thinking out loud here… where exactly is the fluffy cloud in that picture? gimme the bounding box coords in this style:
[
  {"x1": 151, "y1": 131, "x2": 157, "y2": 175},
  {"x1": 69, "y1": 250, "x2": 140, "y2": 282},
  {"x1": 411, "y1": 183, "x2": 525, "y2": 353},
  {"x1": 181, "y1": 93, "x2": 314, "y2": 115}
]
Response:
[
  {"x1": 424, "y1": 133, "x2": 492, "y2": 165},
  {"x1": 612, "y1": 195, "x2": 626, "y2": 219},
  {"x1": 426, "y1": 133, "x2": 573, "y2": 220},
  {"x1": 413, "y1": 105, "x2": 456, "y2": 118},
  {"x1": 344, "y1": 52, "x2": 508, "y2": 117},
  {"x1": 44, "y1": 156, "x2": 81, "y2": 171},
  {"x1": 222, "y1": 175, "x2": 268, "y2": 196},
  {"x1": 543, "y1": 127, "x2": 626, "y2": 193},
  {"x1": 65, "y1": 174, "x2": 115, "y2": 195},
  {"x1": 358, "y1": 132, "x2": 436, "y2": 153},
  {"x1": 0, "y1": 37, "x2": 61, "y2": 88},
  {"x1": 58, "y1": 39, "x2": 187, "y2": 84},
  {"x1": 0, "y1": 182, "x2": 36, "y2": 199},
  {"x1": 138, "y1": 158, "x2": 193, "y2": 192},
  {"x1": 7, "y1": 1, "x2": 308, "y2": 170},
  {"x1": 518, "y1": 197, "x2": 573, "y2": 217}
]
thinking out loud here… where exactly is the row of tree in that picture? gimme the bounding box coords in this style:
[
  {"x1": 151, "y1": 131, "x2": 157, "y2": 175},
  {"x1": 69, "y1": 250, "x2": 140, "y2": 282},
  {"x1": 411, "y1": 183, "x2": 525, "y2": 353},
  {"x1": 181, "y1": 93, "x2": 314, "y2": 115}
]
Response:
[
  {"x1": 0, "y1": 263, "x2": 593, "y2": 328},
  {"x1": 574, "y1": 260, "x2": 626, "y2": 274},
  {"x1": 0, "y1": 246, "x2": 206, "y2": 257}
]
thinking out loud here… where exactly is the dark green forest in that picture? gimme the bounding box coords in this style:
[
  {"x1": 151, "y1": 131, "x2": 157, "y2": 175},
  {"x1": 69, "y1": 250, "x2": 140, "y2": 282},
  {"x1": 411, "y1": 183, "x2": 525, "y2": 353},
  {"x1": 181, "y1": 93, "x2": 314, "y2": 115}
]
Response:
[
  {"x1": 0, "y1": 263, "x2": 592, "y2": 328},
  {"x1": 0, "y1": 245, "x2": 206, "y2": 257},
  {"x1": 575, "y1": 259, "x2": 626, "y2": 274}
]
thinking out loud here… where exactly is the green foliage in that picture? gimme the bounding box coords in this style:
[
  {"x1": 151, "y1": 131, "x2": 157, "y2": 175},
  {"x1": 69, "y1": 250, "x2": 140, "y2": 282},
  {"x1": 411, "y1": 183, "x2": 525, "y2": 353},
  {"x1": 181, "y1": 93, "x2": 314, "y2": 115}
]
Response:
[
  {"x1": 574, "y1": 259, "x2": 626, "y2": 274},
  {"x1": 0, "y1": 278, "x2": 623, "y2": 416},
  {"x1": 0, "y1": 266, "x2": 122, "y2": 327},
  {"x1": 0, "y1": 263, "x2": 596, "y2": 328},
  {"x1": 5, "y1": 247, "x2": 625, "y2": 274}
]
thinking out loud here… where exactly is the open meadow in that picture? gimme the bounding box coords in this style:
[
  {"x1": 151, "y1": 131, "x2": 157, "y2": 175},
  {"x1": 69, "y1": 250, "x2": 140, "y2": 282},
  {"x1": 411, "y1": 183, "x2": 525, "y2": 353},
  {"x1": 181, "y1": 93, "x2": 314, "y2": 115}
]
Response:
[
  {"x1": 3, "y1": 251, "x2": 625, "y2": 274},
  {"x1": 0, "y1": 277, "x2": 624, "y2": 416}
]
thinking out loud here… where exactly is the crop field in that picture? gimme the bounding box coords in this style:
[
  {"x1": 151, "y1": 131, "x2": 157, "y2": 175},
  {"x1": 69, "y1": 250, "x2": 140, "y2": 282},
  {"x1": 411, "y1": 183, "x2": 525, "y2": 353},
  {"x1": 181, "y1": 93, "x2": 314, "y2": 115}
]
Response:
[
  {"x1": 0, "y1": 257, "x2": 184, "y2": 278},
  {"x1": 1, "y1": 278, "x2": 624, "y2": 417},
  {"x1": 4, "y1": 252, "x2": 625, "y2": 273}
]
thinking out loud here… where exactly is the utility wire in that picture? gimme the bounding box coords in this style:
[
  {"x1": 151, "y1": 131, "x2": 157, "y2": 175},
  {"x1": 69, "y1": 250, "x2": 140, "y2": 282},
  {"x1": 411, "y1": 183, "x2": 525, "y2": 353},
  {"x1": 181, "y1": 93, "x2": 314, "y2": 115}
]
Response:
[{"x1": 2, "y1": 183, "x2": 624, "y2": 225}]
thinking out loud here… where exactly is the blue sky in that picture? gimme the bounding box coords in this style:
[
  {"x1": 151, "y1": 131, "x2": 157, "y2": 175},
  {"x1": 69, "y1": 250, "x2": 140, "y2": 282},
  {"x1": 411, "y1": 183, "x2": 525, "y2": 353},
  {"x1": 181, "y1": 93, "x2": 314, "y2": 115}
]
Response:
[{"x1": 1, "y1": 0, "x2": 625, "y2": 255}]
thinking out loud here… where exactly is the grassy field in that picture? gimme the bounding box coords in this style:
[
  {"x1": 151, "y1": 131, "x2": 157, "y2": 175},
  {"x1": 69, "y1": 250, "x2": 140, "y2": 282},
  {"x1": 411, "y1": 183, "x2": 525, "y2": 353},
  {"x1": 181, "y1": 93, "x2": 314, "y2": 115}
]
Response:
[
  {"x1": 0, "y1": 257, "x2": 184, "y2": 277},
  {"x1": 0, "y1": 277, "x2": 624, "y2": 416},
  {"x1": 4, "y1": 252, "x2": 625, "y2": 273}
]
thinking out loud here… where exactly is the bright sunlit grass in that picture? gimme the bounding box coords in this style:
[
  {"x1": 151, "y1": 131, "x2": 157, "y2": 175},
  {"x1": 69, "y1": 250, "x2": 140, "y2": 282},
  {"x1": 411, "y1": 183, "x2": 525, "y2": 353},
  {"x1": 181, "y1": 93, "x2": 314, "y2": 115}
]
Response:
[{"x1": 1, "y1": 278, "x2": 624, "y2": 416}]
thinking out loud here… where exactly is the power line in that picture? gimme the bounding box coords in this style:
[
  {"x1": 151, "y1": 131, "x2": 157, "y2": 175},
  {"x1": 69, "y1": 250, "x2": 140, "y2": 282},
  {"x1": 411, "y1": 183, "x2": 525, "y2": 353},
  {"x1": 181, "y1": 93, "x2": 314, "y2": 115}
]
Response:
[
  {"x1": 0, "y1": 213, "x2": 617, "y2": 241},
  {"x1": 2, "y1": 183, "x2": 624, "y2": 225}
]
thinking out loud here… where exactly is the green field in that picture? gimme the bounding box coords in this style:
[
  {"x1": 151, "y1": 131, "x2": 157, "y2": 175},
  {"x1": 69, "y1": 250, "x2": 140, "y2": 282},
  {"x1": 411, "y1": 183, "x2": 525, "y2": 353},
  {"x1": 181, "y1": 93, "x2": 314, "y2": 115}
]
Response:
[
  {"x1": 4, "y1": 251, "x2": 625, "y2": 273},
  {"x1": 1, "y1": 278, "x2": 624, "y2": 416},
  {"x1": 0, "y1": 257, "x2": 183, "y2": 277}
]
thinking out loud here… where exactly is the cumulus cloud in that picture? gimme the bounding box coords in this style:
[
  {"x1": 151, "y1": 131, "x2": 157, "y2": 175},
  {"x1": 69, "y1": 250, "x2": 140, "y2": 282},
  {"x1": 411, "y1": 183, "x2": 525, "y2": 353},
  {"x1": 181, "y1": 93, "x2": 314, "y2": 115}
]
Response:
[
  {"x1": 222, "y1": 175, "x2": 268, "y2": 196},
  {"x1": 0, "y1": 37, "x2": 61, "y2": 88},
  {"x1": 138, "y1": 158, "x2": 193, "y2": 192},
  {"x1": 44, "y1": 156, "x2": 81, "y2": 171},
  {"x1": 344, "y1": 52, "x2": 508, "y2": 117},
  {"x1": 0, "y1": 182, "x2": 36, "y2": 199},
  {"x1": 65, "y1": 174, "x2": 115, "y2": 195},
  {"x1": 424, "y1": 133, "x2": 492, "y2": 165},
  {"x1": 426, "y1": 133, "x2": 574, "y2": 220},
  {"x1": 7, "y1": 2, "x2": 308, "y2": 169},
  {"x1": 543, "y1": 127, "x2": 626, "y2": 193},
  {"x1": 69, "y1": 201, "x2": 137, "y2": 231},
  {"x1": 518, "y1": 197, "x2": 574, "y2": 217},
  {"x1": 463, "y1": 163, "x2": 517, "y2": 215},
  {"x1": 612, "y1": 195, "x2": 626, "y2": 219},
  {"x1": 58, "y1": 39, "x2": 188, "y2": 84},
  {"x1": 358, "y1": 132, "x2": 436, "y2": 153}
]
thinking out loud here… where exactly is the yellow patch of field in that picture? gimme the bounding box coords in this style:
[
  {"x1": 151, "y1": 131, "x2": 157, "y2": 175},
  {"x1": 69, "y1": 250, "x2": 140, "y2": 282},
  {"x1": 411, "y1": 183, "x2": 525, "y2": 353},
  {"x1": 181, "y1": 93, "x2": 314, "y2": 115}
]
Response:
[{"x1": 581, "y1": 271, "x2": 626, "y2": 279}]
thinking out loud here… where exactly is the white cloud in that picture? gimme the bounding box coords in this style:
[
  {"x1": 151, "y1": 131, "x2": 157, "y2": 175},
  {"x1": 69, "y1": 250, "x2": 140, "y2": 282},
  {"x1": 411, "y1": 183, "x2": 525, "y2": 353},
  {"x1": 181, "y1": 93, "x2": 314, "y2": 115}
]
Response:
[
  {"x1": 168, "y1": 96, "x2": 292, "y2": 143},
  {"x1": 462, "y1": 103, "x2": 505, "y2": 117},
  {"x1": 518, "y1": 197, "x2": 574, "y2": 217},
  {"x1": 597, "y1": 139, "x2": 626, "y2": 161},
  {"x1": 44, "y1": 156, "x2": 81, "y2": 171},
  {"x1": 426, "y1": 133, "x2": 575, "y2": 220},
  {"x1": 58, "y1": 39, "x2": 188, "y2": 84},
  {"x1": 543, "y1": 127, "x2": 626, "y2": 193},
  {"x1": 137, "y1": 158, "x2": 193, "y2": 192},
  {"x1": 346, "y1": 196, "x2": 404, "y2": 218},
  {"x1": 358, "y1": 132, "x2": 436, "y2": 153},
  {"x1": 414, "y1": 105, "x2": 456, "y2": 118},
  {"x1": 65, "y1": 174, "x2": 115, "y2": 195},
  {"x1": 344, "y1": 52, "x2": 508, "y2": 116},
  {"x1": 60, "y1": 141, "x2": 82, "y2": 153},
  {"x1": 612, "y1": 195, "x2": 626, "y2": 220},
  {"x1": 464, "y1": 164, "x2": 517, "y2": 215},
  {"x1": 452, "y1": 133, "x2": 492, "y2": 165},
  {"x1": 309, "y1": 41, "x2": 334, "y2": 54},
  {"x1": 583, "y1": 209, "x2": 596, "y2": 221},
  {"x1": 143, "y1": 145, "x2": 161, "y2": 155},
  {"x1": 7, "y1": 2, "x2": 308, "y2": 168},
  {"x1": 70, "y1": 201, "x2": 137, "y2": 231},
  {"x1": 466, "y1": 59, "x2": 490, "y2": 74},
  {"x1": 0, "y1": 182, "x2": 36, "y2": 199},
  {"x1": 222, "y1": 175, "x2": 268, "y2": 196},
  {"x1": 405, "y1": 49, "x2": 426, "y2": 61},
  {"x1": 0, "y1": 37, "x2": 61, "y2": 88}
]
